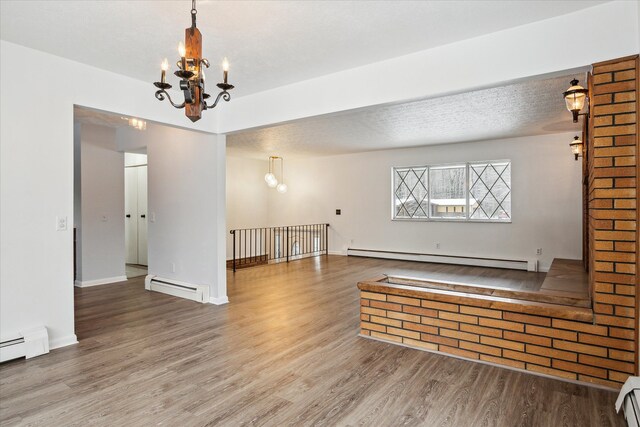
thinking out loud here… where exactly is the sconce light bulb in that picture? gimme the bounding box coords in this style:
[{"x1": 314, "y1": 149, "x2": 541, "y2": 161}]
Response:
[{"x1": 178, "y1": 42, "x2": 186, "y2": 58}]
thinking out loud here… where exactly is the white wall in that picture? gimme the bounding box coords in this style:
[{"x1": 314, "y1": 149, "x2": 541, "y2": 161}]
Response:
[
  {"x1": 76, "y1": 123, "x2": 126, "y2": 283},
  {"x1": 116, "y1": 125, "x2": 227, "y2": 303},
  {"x1": 225, "y1": 156, "x2": 269, "y2": 258},
  {"x1": 0, "y1": 40, "x2": 220, "y2": 348},
  {"x1": 266, "y1": 133, "x2": 582, "y2": 271}
]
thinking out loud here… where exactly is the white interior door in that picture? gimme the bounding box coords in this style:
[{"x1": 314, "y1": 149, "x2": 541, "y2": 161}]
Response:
[
  {"x1": 125, "y1": 167, "x2": 139, "y2": 264},
  {"x1": 137, "y1": 166, "x2": 148, "y2": 266}
]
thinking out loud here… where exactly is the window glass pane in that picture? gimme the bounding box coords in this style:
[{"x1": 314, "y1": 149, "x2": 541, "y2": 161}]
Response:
[
  {"x1": 429, "y1": 165, "x2": 466, "y2": 219},
  {"x1": 469, "y1": 161, "x2": 511, "y2": 220},
  {"x1": 394, "y1": 167, "x2": 428, "y2": 218}
]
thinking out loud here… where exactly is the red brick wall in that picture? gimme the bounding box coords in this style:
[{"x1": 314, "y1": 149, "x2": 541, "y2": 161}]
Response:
[{"x1": 588, "y1": 55, "x2": 639, "y2": 378}]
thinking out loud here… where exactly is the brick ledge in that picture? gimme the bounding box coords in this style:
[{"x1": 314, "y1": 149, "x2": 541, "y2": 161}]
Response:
[{"x1": 358, "y1": 279, "x2": 594, "y2": 322}]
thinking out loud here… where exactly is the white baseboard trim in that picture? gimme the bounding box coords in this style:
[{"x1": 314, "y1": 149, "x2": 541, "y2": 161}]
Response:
[
  {"x1": 347, "y1": 248, "x2": 537, "y2": 272},
  {"x1": 328, "y1": 250, "x2": 347, "y2": 256},
  {"x1": 74, "y1": 276, "x2": 127, "y2": 287},
  {"x1": 50, "y1": 334, "x2": 79, "y2": 350},
  {"x1": 209, "y1": 296, "x2": 229, "y2": 305}
]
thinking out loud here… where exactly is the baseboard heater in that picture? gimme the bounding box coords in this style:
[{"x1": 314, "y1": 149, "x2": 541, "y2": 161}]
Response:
[
  {"x1": 0, "y1": 326, "x2": 49, "y2": 363},
  {"x1": 145, "y1": 275, "x2": 209, "y2": 303},
  {"x1": 347, "y1": 248, "x2": 538, "y2": 272}
]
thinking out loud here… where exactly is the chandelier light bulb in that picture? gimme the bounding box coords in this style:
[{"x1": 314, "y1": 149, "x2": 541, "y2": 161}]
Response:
[
  {"x1": 178, "y1": 42, "x2": 186, "y2": 58},
  {"x1": 222, "y1": 57, "x2": 230, "y2": 72},
  {"x1": 161, "y1": 58, "x2": 169, "y2": 71},
  {"x1": 267, "y1": 179, "x2": 278, "y2": 188},
  {"x1": 277, "y1": 183, "x2": 288, "y2": 193}
]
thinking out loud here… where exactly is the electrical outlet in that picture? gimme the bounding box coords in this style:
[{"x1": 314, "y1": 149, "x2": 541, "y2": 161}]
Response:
[
  {"x1": 56, "y1": 216, "x2": 67, "y2": 231},
  {"x1": 536, "y1": 248, "x2": 543, "y2": 255},
  {"x1": 436, "y1": 242, "x2": 441, "y2": 249}
]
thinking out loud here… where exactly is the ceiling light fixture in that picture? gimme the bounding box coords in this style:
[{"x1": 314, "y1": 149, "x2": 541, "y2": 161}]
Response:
[
  {"x1": 122, "y1": 117, "x2": 147, "y2": 131},
  {"x1": 153, "y1": 0, "x2": 234, "y2": 122},
  {"x1": 265, "y1": 156, "x2": 287, "y2": 193},
  {"x1": 563, "y1": 79, "x2": 589, "y2": 123},
  {"x1": 570, "y1": 136, "x2": 583, "y2": 160}
]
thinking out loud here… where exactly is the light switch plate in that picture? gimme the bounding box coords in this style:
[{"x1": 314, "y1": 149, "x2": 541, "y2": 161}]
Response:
[{"x1": 56, "y1": 216, "x2": 67, "y2": 231}]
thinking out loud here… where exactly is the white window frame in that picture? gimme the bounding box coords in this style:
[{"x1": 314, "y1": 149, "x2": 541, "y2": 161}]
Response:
[{"x1": 391, "y1": 160, "x2": 512, "y2": 223}]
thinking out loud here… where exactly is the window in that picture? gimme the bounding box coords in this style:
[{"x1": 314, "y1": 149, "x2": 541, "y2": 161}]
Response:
[
  {"x1": 429, "y1": 165, "x2": 466, "y2": 219},
  {"x1": 393, "y1": 167, "x2": 428, "y2": 219},
  {"x1": 469, "y1": 161, "x2": 511, "y2": 220},
  {"x1": 392, "y1": 160, "x2": 511, "y2": 222}
]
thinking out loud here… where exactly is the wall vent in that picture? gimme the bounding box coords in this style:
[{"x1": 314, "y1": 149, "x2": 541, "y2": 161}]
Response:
[
  {"x1": 0, "y1": 326, "x2": 49, "y2": 363},
  {"x1": 145, "y1": 275, "x2": 210, "y2": 303}
]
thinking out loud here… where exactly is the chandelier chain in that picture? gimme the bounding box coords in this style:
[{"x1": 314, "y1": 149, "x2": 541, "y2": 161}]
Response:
[{"x1": 191, "y1": 0, "x2": 197, "y2": 27}]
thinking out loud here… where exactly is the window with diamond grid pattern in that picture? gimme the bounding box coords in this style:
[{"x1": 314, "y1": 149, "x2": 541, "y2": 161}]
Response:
[
  {"x1": 392, "y1": 161, "x2": 511, "y2": 221},
  {"x1": 468, "y1": 161, "x2": 511, "y2": 220},
  {"x1": 393, "y1": 167, "x2": 429, "y2": 219}
]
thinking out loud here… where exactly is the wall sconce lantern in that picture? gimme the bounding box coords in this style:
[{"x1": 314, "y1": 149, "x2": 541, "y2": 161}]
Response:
[
  {"x1": 563, "y1": 79, "x2": 589, "y2": 123},
  {"x1": 570, "y1": 136, "x2": 583, "y2": 160},
  {"x1": 264, "y1": 156, "x2": 287, "y2": 193}
]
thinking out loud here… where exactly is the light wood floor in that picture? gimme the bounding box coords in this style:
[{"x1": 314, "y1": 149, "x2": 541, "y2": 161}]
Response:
[{"x1": 0, "y1": 256, "x2": 623, "y2": 426}]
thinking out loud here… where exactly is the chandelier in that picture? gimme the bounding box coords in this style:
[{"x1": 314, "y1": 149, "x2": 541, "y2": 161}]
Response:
[
  {"x1": 264, "y1": 156, "x2": 288, "y2": 193},
  {"x1": 153, "y1": 0, "x2": 234, "y2": 122}
]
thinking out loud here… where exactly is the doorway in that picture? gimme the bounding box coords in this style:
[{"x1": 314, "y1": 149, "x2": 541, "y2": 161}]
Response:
[{"x1": 125, "y1": 153, "x2": 148, "y2": 278}]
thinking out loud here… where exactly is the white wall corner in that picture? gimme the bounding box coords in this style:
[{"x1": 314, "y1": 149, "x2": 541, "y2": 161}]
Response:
[
  {"x1": 49, "y1": 334, "x2": 79, "y2": 350},
  {"x1": 328, "y1": 250, "x2": 347, "y2": 256},
  {"x1": 208, "y1": 296, "x2": 230, "y2": 305},
  {"x1": 213, "y1": 134, "x2": 228, "y2": 303}
]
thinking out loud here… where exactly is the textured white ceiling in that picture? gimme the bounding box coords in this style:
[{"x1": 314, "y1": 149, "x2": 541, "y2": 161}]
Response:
[
  {"x1": 1, "y1": 1, "x2": 604, "y2": 97},
  {"x1": 227, "y1": 73, "x2": 584, "y2": 158}
]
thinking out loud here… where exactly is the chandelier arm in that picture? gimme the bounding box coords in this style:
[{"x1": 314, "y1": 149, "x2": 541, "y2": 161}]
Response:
[
  {"x1": 155, "y1": 89, "x2": 186, "y2": 109},
  {"x1": 204, "y1": 91, "x2": 231, "y2": 110}
]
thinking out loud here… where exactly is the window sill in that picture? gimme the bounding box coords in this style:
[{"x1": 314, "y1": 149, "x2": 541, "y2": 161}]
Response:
[{"x1": 391, "y1": 218, "x2": 512, "y2": 224}]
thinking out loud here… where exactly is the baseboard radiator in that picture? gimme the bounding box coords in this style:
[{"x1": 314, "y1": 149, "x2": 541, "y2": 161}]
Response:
[
  {"x1": 347, "y1": 248, "x2": 538, "y2": 272},
  {"x1": 0, "y1": 326, "x2": 49, "y2": 363},
  {"x1": 145, "y1": 275, "x2": 209, "y2": 303}
]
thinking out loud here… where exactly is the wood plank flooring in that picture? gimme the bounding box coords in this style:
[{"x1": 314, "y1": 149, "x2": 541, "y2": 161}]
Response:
[{"x1": 0, "y1": 256, "x2": 623, "y2": 426}]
